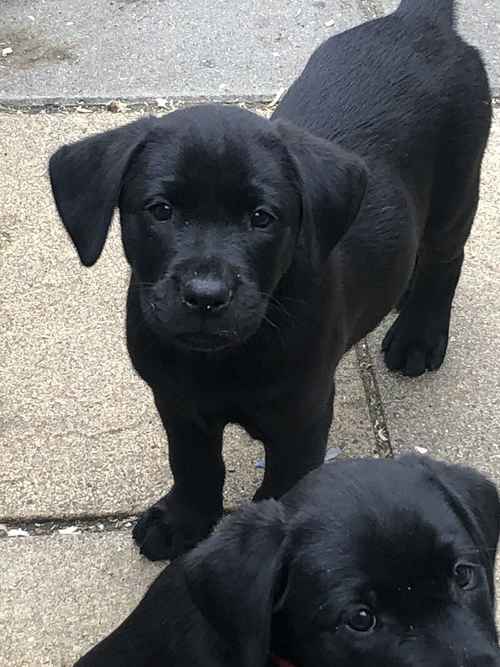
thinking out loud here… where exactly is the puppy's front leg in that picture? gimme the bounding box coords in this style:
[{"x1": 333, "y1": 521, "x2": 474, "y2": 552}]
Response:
[
  {"x1": 254, "y1": 406, "x2": 333, "y2": 501},
  {"x1": 133, "y1": 403, "x2": 225, "y2": 561}
]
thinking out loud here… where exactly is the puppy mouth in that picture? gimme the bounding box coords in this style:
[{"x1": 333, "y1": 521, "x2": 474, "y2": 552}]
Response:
[{"x1": 174, "y1": 331, "x2": 238, "y2": 352}]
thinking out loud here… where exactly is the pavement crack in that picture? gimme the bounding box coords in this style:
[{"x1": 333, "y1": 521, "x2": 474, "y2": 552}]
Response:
[
  {"x1": 0, "y1": 508, "x2": 237, "y2": 539},
  {"x1": 0, "y1": 513, "x2": 139, "y2": 538},
  {"x1": 0, "y1": 93, "x2": 274, "y2": 115},
  {"x1": 355, "y1": 339, "x2": 393, "y2": 458}
]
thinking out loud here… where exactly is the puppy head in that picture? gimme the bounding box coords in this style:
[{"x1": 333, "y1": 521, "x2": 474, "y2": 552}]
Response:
[
  {"x1": 49, "y1": 105, "x2": 366, "y2": 352},
  {"x1": 185, "y1": 459, "x2": 499, "y2": 667},
  {"x1": 272, "y1": 457, "x2": 500, "y2": 666},
  {"x1": 76, "y1": 460, "x2": 498, "y2": 666}
]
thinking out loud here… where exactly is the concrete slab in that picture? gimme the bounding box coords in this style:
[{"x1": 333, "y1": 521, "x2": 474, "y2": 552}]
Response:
[
  {"x1": 0, "y1": 109, "x2": 374, "y2": 521},
  {"x1": 0, "y1": 532, "x2": 163, "y2": 666},
  {"x1": 0, "y1": 0, "x2": 498, "y2": 104},
  {"x1": 367, "y1": 113, "x2": 500, "y2": 484},
  {"x1": 1, "y1": 529, "x2": 498, "y2": 666},
  {"x1": 0, "y1": 0, "x2": 365, "y2": 102}
]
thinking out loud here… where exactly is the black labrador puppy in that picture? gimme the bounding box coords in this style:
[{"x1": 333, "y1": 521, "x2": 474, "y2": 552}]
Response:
[
  {"x1": 74, "y1": 456, "x2": 500, "y2": 666},
  {"x1": 49, "y1": 0, "x2": 492, "y2": 561}
]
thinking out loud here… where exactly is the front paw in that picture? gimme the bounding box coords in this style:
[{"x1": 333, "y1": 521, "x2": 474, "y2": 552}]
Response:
[
  {"x1": 133, "y1": 494, "x2": 221, "y2": 561},
  {"x1": 382, "y1": 313, "x2": 448, "y2": 377}
]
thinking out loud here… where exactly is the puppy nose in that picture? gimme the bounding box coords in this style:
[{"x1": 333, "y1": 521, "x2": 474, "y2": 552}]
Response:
[{"x1": 181, "y1": 277, "x2": 232, "y2": 313}]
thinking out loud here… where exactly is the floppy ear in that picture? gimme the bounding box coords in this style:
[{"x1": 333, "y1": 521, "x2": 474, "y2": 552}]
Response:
[
  {"x1": 49, "y1": 117, "x2": 155, "y2": 267},
  {"x1": 275, "y1": 120, "x2": 367, "y2": 262},
  {"x1": 184, "y1": 499, "x2": 288, "y2": 667},
  {"x1": 402, "y1": 455, "x2": 500, "y2": 600}
]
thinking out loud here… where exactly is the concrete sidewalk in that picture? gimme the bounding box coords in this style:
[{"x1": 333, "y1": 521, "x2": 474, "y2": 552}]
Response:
[
  {"x1": 0, "y1": 0, "x2": 499, "y2": 102},
  {"x1": 1, "y1": 0, "x2": 499, "y2": 664},
  {"x1": 0, "y1": 102, "x2": 498, "y2": 667}
]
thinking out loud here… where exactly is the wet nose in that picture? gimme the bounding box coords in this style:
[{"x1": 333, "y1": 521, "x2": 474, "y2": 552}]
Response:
[{"x1": 181, "y1": 276, "x2": 232, "y2": 313}]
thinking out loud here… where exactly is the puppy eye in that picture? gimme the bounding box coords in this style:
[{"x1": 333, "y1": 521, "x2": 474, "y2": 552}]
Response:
[
  {"x1": 250, "y1": 208, "x2": 275, "y2": 229},
  {"x1": 454, "y1": 563, "x2": 476, "y2": 590},
  {"x1": 346, "y1": 607, "x2": 376, "y2": 633},
  {"x1": 148, "y1": 202, "x2": 173, "y2": 222}
]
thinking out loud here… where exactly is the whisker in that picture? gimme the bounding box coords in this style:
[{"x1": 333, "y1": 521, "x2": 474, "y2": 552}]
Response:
[
  {"x1": 257, "y1": 291, "x2": 296, "y2": 322},
  {"x1": 263, "y1": 315, "x2": 279, "y2": 331},
  {"x1": 263, "y1": 314, "x2": 287, "y2": 349},
  {"x1": 454, "y1": 546, "x2": 498, "y2": 556}
]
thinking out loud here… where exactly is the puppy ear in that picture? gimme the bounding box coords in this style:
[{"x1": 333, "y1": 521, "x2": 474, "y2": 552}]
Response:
[
  {"x1": 184, "y1": 499, "x2": 288, "y2": 667},
  {"x1": 49, "y1": 117, "x2": 155, "y2": 267},
  {"x1": 402, "y1": 455, "x2": 500, "y2": 599},
  {"x1": 275, "y1": 119, "x2": 367, "y2": 262}
]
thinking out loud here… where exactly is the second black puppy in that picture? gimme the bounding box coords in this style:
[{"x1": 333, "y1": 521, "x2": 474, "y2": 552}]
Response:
[
  {"x1": 49, "y1": 0, "x2": 492, "y2": 560},
  {"x1": 74, "y1": 457, "x2": 500, "y2": 666}
]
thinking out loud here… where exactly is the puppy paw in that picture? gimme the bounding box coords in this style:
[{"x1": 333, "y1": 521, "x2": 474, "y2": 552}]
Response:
[
  {"x1": 133, "y1": 494, "x2": 220, "y2": 561},
  {"x1": 382, "y1": 314, "x2": 448, "y2": 377}
]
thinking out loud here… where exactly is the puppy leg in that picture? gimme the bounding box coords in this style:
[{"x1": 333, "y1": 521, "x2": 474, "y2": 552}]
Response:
[
  {"x1": 382, "y1": 247, "x2": 468, "y2": 377},
  {"x1": 396, "y1": 257, "x2": 418, "y2": 312},
  {"x1": 382, "y1": 73, "x2": 492, "y2": 377},
  {"x1": 133, "y1": 406, "x2": 225, "y2": 561},
  {"x1": 384, "y1": 164, "x2": 486, "y2": 378},
  {"x1": 383, "y1": 151, "x2": 492, "y2": 377},
  {"x1": 253, "y1": 407, "x2": 332, "y2": 500}
]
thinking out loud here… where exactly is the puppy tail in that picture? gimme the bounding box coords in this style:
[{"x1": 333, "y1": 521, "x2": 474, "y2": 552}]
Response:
[{"x1": 397, "y1": 0, "x2": 456, "y2": 28}]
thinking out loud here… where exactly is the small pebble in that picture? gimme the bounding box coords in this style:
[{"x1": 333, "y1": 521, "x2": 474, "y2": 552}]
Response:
[
  {"x1": 58, "y1": 526, "x2": 80, "y2": 535},
  {"x1": 108, "y1": 99, "x2": 128, "y2": 113},
  {"x1": 7, "y1": 528, "x2": 29, "y2": 537},
  {"x1": 325, "y1": 447, "x2": 342, "y2": 462}
]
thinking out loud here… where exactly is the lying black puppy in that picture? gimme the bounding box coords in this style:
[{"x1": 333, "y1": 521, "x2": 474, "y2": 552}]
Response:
[
  {"x1": 74, "y1": 456, "x2": 500, "y2": 666},
  {"x1": 49, "y1": 0, "x2": 492, "y2": 561}
]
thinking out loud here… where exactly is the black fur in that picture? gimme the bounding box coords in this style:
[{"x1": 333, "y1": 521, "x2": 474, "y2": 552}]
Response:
[
  {"x1": 49, "y1": 0, "x2": 492, "y2": 560},
  {"x1": 74, "y1": 457, "x2": 500, "y2": 666}
]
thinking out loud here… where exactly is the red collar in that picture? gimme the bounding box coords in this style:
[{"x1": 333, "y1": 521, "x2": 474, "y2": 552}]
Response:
[{"x1": 271, "y1": 656, "x2": 297, "y2": 667}]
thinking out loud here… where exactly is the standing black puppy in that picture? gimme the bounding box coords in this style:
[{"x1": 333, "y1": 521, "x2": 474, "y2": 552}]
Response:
[{"x1": 49, "y1": 0, "x2": 492, "y2": 561}]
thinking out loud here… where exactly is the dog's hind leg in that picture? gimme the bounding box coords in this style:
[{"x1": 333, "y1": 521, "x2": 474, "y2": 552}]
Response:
[
  {"x1": 382, "y1": 88, "x2": 491, "y2": 377},
  {"x1": 382, "y1": 245, "x2": 468, "y2": 377}
]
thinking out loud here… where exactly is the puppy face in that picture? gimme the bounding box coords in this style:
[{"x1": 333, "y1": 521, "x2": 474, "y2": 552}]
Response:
[
  {"x1": 273, "y1": 458, "x2": 500, "y2": 666},
  {"x1": 187, "y1": 458, "x2": 499, "y2": 667},
  {"x1": 119, "y1": 107, "x2": 301, "y2": 351},
  {"x1": 49, "y1": 105, "x2": 367, "y2": 353}
]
